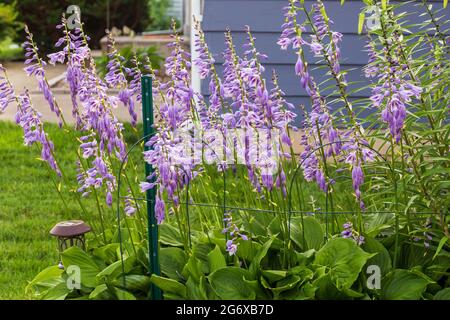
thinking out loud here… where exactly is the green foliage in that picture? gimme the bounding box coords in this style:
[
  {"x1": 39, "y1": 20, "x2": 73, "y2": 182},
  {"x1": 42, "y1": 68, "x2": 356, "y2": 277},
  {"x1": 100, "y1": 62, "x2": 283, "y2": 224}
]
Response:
[
  {"x1": 0, "y1": 37, "x2": 23, "y2": 61},
  {"x1": 209, "y1": 267, "x2": 255, "y2": 300},
  {"x1": 147, "y1": 0, "x2": 173, "y2": 31},
  {"x1": 12, "y1": 0, "x2": 150, "y2": 54},
  {"x1": 314, "y1": 238, "x2": 375, "y2": 291},
  {"x1": 28, "y1": 241, "x2": 152, "y2": 300},
  {"x1": 381, "y1": 269, "x2": 434, "y2": 300},
  {"x1": 0, "y1": 2, "x2": 20, "y2": 41}
]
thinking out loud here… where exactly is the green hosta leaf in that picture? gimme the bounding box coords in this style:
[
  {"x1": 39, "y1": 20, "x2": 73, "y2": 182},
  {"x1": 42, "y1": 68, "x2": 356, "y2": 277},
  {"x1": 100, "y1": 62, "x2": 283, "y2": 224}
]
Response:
[
  {"x1": 432, "y1": 236, "x2": 449, "y2": 261},
  {"x1": 186, "y1": 275, "x2": 208, "y2": 300},
  {"x1": 434, "y1": 288, "x2": 450, "y2": 300},
  {"x1": 243, "y1": 213, "x2": 273, "y2": 237},
  {"x1": 381, "y1": 269, "x2": 434, "y2": 300},
  {"x1": 209, "y1": 267, "x2": 255, "y2": 300},
  {"x1": 362, "y1": 236, "x2": 392, "y2": 276},
  {"x1": 160, "y1": 247, "x2": 187, "y2": 280},
  {"x1": 150, "y1": 275, "x2": 187, "y2": 298},
  {"x1": 193, "y1": 242, "x2": 215, "y2": 274},
  {"x1": 236, "y1": 240, "x2": 262, "y2": 262},
  {"x1": 314, "y1": 273, "x2": 351, "y2": 300},
  {"x1": 112, "y1": 275, "x2": 151, "y2": 292},
  {"x1": 26, "y1": 265, "x2": 64, "y2": 294},
  {"x1": 314, "y1": 238, "x2": 375, "y2": 290},
  {"x1": 262, "y1": 270, "x2": 287, "y2": 283},
  {"x1": 249, "y1": 237, "x2": 274, "y2": 279},
  {"x1": 271, "y1": 275, "x2": 301, "y2": 296},
  {"x1": 159, "y1": 224, "x2": 183, "y2": 247},
  {"x1": 115, "y1": 287, "x2": 136, "y2": 300},
  {"x1": 182, "y1": 255, "x2": 204, "y2": 282},
  {"x1": 243, "y1": 278, "x2": 271, "y2": 300},
  {"x1": 92, "y1": 243, "x2": 119, "y2": 265},
  {"x1": 89, "y1": 284, "x2": 110, "y2": 299},
  {"x1": 290, "y1": 217, "x2": 324, "y2": 250},
  {"x1": 208, "y1": 245, "x2": 227, "y2": 273},
  {"x1": 358, "y1": 12, "x2": 365, "y2": 34},
  {"x1": 40, "y1": 282, "x2": 71, "y2": 300},
  {"x1": 96, "y1": 256, "x2": 136, "y2": 282},
  {"x1": 444, "y1": 0, "x2": 448, "y2": 9},
  {"x1": 296, "y1": 249, "x2": 316, "y2": 265},
  {"x1": 61, "y1": 246, "x2": 101, "y2": 288}
]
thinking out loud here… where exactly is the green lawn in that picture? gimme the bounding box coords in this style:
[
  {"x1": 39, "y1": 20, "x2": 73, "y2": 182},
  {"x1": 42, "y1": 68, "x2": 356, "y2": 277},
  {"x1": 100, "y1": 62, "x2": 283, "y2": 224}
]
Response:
[{"x1": 0, "y1": 121, "x2": 142, "y2": 299}]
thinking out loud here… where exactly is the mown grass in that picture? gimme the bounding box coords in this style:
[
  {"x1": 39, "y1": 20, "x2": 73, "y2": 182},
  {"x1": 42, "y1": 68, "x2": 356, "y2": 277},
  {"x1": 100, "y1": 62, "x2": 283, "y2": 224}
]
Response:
[{"x1": 0, "y1": 121, "x2": 143, "y2": 299}]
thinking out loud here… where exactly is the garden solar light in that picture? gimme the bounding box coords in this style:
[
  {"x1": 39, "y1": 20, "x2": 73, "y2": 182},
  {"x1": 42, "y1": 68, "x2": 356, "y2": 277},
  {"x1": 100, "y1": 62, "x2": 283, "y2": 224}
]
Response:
[{"x1": 50, "y1": 220, "x2": 91, "y2": 269}]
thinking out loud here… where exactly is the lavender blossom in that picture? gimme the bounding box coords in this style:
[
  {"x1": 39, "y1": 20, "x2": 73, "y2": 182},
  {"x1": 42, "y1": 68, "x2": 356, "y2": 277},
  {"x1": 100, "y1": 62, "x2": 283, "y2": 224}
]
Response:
[
  {"x1": 341, "y1": 221, "x2": 365, "y2": 246},
  {"x1": 222, "y1": 211, "x2": 248, "y2": 256},
  {"x1": 0, "y1": 65, "x2": 14, "y2": 113},
  {"x1": 23, "y1": 25, "x2": 63, "y2": 127},
  {"x1": 15, "y1": 91, "x2": 61, "y2": 176},
  {"x1": 124, "y1": 190, "x2": 138, "y2": 216}
]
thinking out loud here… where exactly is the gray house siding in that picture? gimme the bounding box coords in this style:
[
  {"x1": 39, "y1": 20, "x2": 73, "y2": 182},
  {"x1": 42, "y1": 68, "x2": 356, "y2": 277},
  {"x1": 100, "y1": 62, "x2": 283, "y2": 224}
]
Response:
[{"x1": 200, "y1": 0, "x2": 449, "y2": 119}]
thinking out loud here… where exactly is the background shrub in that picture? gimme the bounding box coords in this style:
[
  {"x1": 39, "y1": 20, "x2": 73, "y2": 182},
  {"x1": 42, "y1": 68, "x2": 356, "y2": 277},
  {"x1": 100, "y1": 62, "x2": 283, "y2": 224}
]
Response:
[{"x1": 6, "y1": 0, "x2": 150, "y2": 54}]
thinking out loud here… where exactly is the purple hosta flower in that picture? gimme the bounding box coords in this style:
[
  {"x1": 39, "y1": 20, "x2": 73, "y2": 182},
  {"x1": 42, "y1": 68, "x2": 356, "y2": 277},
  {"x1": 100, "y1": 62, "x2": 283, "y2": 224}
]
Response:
[
  {"x1": 77, "y1": 134, "x2": 117, "y2": 206},
  {"x1": 106, "y1": 191, "x2": 113, "y2": 207},
  {"x1": 193, "y1": 19, "x2": 216, "y2": 80},
  {"x1": 76, "y1": 160, "x2": 91, "y2": 197},
  {"x1": 312, "y1": 3, "x2": 329, "y2": 40},
  {"x1": 309, "y1": 38, "x2": 323, "y2": 56},
  {"x1": 329, "y1": 31, "x2": 343, "y2": 74},
  {"x1": 341, "y1": 221, "x2": 365, "y2": 246},
  {"x1": 104, "y1": 33, "x2": 139, "y2": 127},
  {"x1": 280, "y1": 2, "x2": 342, "y2": 164},
  {"x1": 310, "y1": 2, "x2": 346, "y2": 85},
  {"x1": 223, "y1": 29, "x2": 246, "y2": 103},
  {"x1": 226, "y1": 240, "x2": 238, "y2": 256},
  {"x1": 79, "y1": 156, "x2": 116, "y2": 204},
  {"x1": 124, "y1": 190, "x2": 138, "y2": 216},
  {"x1": 23, "y1": 25, "x2": 63, "y2": 126},
  {"x1": 423, "y1": 218, "x2": 433, "y2": 249},
  {"x1": 367, "y1": 46, "x2": 422, "y2": 143},
  {"x1": 140, "y1": 181, "x2": 156, "y2": 192},
  {"x1": 276, "y1": 167, "x2": 287, "y2": 197},
  {"x1": 259, "y1": 156, "x2": 276, "y2": 192},
  {"x1": 155, "y1": 193, "x2": 165, "y2": 225},
  {"x1": 222, "y1": 211, "x2": 248, "y2": 256},
  {"x1": 128, "y1": 57, "x2": 144, "y2": 102},
  {"x1": 48, "y1": 50, "x2": 66, "y2": 65},
  {"x1": 79, "y1": 136, "x2": 98, "y2": 159},
  {"x1": 77, "y1": 63, "x2": 127, "y2": 160},
  {"x1": 278, "y1": 1, "x2": 303, "y2": 51},
  {"x1": 364, "y1": 41, "x2": 379, "y2": 78},
  {"x1": 15, "y1": 91, "x2": 61, "y2": 176},
  {"x1": 118, "y1": 88, "x2": 137, "y2": 126},
  {"x1": 52, "y1": 19, "x2": 127, "y2": 160},
  {"x1": 315, "y1": 169, "x2": 327, "y2": 192},
  {"x1": 52, "y1": 18, "x2": 89, "y2": 127},
  {"x1": 104, "y1": 33, "x2": 127, "y2": 88},
  {"x1": 351, "y1": 164, "x2": 364, "y2": 208},
  {"x1": 342, "y1": 136, "x2": 374, "y2": 210},
  {"x1": 0, "y1": 65, "x2": 15, "y2": 113}
]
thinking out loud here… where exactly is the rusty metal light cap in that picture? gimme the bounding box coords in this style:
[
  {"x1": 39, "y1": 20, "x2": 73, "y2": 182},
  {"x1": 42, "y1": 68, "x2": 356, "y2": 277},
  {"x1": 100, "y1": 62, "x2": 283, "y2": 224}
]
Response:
[{"x1": 50, "y1": 220, "x2": 91, "y2": 237}]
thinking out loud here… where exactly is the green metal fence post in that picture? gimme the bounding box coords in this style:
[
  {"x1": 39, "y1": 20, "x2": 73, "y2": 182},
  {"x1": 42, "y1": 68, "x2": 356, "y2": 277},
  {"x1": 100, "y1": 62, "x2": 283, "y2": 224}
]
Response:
[{"x1": 141, "y1": 75, "x2": 162, "y2": 300}]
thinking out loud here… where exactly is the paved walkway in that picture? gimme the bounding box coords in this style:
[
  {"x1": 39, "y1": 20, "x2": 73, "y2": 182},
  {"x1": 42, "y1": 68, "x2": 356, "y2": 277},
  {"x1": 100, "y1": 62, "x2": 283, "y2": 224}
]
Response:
[{"x1": 1, "y1": 62, "x2": 143, "y2": 124}]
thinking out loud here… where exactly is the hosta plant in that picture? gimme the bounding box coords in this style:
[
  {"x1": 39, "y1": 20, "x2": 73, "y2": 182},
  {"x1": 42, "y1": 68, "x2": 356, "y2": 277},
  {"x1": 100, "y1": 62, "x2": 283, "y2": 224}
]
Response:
[{"x1": 0, "y1": 0, "x2": 448, "y2": 300}]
